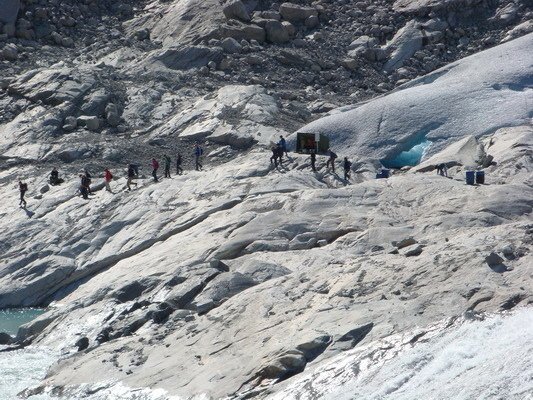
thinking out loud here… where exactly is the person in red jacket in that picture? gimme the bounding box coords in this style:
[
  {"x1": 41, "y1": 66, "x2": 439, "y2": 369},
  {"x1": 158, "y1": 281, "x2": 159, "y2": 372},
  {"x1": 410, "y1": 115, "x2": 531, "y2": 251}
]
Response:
[
  {"x1": 104, "y1": 168, "x2": 113, "y2": 193},
  {"x1": 151, "y1": 158, "x2": 159, "y2": 182}
]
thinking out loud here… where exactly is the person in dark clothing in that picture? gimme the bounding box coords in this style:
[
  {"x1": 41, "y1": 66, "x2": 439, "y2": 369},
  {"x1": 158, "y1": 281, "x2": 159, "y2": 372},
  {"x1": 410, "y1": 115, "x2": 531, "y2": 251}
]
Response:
[
  {"x1": 163, "y1": 155, "x2": 171, "y2": 178},
  {"x1": 326, "y1": 149, "x2": 337, "y2": 173},
  {"x1": 176, "y1": 153, "x2": 183, "y2": 175},
  {"x1": 436, "y1": 163, "x2": 448, "y2": 177},
  {"x1": 19, "y1": 180, "x2": 27, "y2": 207},
  {"x1": 127, "y1": 164, "x2": 138, "y2": 191},
  {"x1": 276, "y1": 144, "x2": 284, "y2": 167},
  {"x1": 194, "y1": 143, "x2": 203, "y2": 171},
  {"x1": 50, "y1": 168, "x2": 59, "y2": 185},
  {"x1": 151, "y1": 158, "x2": 159, "y2": 182},
  {"x1": 278, "y1": 135, "x2": 288, "y2": 157},
  {"x1": 343, "y1": 157, "x2": 352, "y2": 180},
  {"x1": 270, "y1": 145, "x2": 279, "y2": 167},
  {"x1": 84, "y1": 169, "x2": 92, "y2": 194},
  {"x1": 79, "y1": 174, "x2": 90, "y2": 199},
  {"x1": 310, "y1": 151, "x2": 317, "y2": 172}
]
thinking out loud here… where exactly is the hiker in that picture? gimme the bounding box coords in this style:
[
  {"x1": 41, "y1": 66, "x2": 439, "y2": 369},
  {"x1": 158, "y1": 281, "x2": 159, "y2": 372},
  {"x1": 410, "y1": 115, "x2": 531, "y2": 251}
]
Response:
[
  {"x1": 326, "y1": 149, "x2": 337, "y2": 173},
  {"x1": 84, "y1": 169, "x2": 92, "y2": 194},
  {"x1": 127, "y1": 164, "x2": 138, "y2": 191},
  {"x1": 19, "y1": 180, "x2": 28, "y2": 207},
  {"x1": 270, "y1": 145, "x2": 279, "y2": 167},
  {"x1": 79, "y1": 174, "x2": 90, "y2": 199},
  {"x1": 151, "y1": 158, "x2": 159, "y2": 182},
  {"x1": 194, "y1": 143, "x2": 203, "y2": 171},
  {"x1": 104, "y1": 168, "x2": 113, "y2": 193},
  {"x1": 310, "y1": 151, "x2": 316, "y2": 172},
  {"x1": 276, "y1": 144, "x2": 284, "y2": 167},
  {"x1": 49, "y1": 168, "x2": 60, "y2": 185},
  {"x1": 164, "y1": 155, "x2": 171, "y2": 178},
  {"x1": 278, "y1": 135, "x2": 288, "y2": 157},
  {"x1": 176, "y1": 153, "x2": 183, "y2": 175},
  {"x1": 343, "y1": 157, "x2": 352, "y2": 180},
  {"x1": 436, "y1": 163, "x2": 448, "y2": 177}
]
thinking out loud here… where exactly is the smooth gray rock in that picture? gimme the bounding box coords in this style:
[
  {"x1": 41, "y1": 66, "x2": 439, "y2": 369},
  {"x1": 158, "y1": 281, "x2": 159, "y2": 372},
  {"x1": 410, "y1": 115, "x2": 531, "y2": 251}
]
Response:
[
  {"x1": 223, "y1": 0, "x2": 251, "y2": 22},
  {"x1": 0, "y1": 0, "x2": 20, "y2": 24},
  {"x1": 265, "y1": 20, "x2": 290, "y2": 44},
  {"x1": 279, "y1": 2, "x2": 318, "y2": 22}
]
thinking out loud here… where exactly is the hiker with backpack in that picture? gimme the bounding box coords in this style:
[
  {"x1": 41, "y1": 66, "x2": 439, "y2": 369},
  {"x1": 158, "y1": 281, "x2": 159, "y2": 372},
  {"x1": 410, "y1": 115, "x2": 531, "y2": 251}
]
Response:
[
  {"x1": 310, "y1": 151, "x2": 317, "y2": 172},
  {"x1": 126, "y1": 164, "x2": 138, "y2": 191},
  {"x1": 194, "y1": 143, "x2": 203, "y2": 171},
  {"x1": 19, "y1": 180, "x2": 28, "y2": 207},
  {"x1": 104, "y1": 168, "x2": 113, "y2": 193},
  {"x1": 436, "y1": 163, "x2": 448, "y2": 177},
  {"x1": 164, "y1": 155, "x2": 171, "y2": 178},
  {"x1": 326, "y1": 149, "x2": 337, "y2": 173},
  {"x1": 84, "y1": 169, "x2": 92, "y2": 194},
  {"x1": 176, "y1": 153, "x2": 183, "y2": 175},
  {"x1": 343, "y1": 157, "x2": 352, "y2": 180},
  {"x1": 151, "y1": 158, "x2": 159, "y2": 182}
]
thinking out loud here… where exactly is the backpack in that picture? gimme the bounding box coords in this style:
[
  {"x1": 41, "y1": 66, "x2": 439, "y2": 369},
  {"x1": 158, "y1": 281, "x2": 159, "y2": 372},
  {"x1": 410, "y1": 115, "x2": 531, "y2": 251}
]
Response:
[
  {"x1": 331, "y1": 151, "x2": 337, "y2": 159},
  {"x1": 20, "y1": 183, "x2": 28, "y2": 191}
]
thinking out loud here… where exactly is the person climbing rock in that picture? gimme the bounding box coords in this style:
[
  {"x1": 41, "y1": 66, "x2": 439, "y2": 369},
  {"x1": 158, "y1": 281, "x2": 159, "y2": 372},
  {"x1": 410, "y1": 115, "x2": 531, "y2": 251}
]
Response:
[
  {"x1": 104, "y1": 168, "x2": 113, "y2": 193},
  {"x1": 127, "y1": 164, "x2": 138, "y2": 191},
  {"x1": 176, "y1": 152, "x2": 183, "y2": 175},
  {"x1": 79, "y1": 174, "x2": 90, "y2": 200},
  {"x1": 194, "y1": 143, "x2": 203, "y2": 171},
  {"x1": 278, "y1": 135, "x2": 288, "y2": 157},
  {"x1": 151, "y1": 158, "x2": 159, "y2": 182},
  {"x1": 19, "y1": 180, "x2": 28, "y2": 207},
  {"x1": 343, "y1": 157, "x2": 352, "y2": 180},
  {"x1": 310, "y1": 151, "x2": 317, "y2": 172},
  {"x1": 436, "y1": 163, "x2": 448, "y2": 177},
  {"x1": 164, "y1": 155, "x2": 171, "y2": 178},
  {"x1": 49, "y1": 168, "x2": 60, "y2": 185},
  {"x1": 326, "y1": 149, "x2": 337, "y2": 173}
]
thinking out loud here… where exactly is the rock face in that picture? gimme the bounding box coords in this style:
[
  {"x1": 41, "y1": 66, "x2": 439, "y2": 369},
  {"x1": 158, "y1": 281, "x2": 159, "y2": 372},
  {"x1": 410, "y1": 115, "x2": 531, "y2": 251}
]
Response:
[
  {"x1": 0, "y1": 0, "x2": 19, "y2": 24},
  {"x1": 223, "y1": 0, "x2": 251, "y2": 22}
]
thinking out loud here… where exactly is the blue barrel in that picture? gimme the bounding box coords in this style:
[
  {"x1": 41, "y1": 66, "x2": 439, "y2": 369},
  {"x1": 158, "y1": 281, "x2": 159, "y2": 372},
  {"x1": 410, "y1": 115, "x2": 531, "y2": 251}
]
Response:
[
  {"x1": 466, "y1": 171, "x2": 475, "y2": 185},
  {"x1": 476, "y1": 171, "x2": 485, "y2": 184}
]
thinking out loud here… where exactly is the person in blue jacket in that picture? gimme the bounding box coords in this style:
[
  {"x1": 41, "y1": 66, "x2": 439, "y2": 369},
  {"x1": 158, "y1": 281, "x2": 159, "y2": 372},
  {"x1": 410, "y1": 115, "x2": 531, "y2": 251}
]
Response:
[{"x1": 278, "y1": 135, "x2": 288, "y2": 156}]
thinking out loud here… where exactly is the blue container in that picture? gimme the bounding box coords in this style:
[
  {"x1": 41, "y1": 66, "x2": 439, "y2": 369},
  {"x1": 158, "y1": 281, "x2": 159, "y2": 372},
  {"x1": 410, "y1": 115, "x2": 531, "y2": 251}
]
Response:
[
  {"x1": 476, "y1": 170, "x2": 485, "y2": 184},
  {"x1": 466, "y1": 171, "x2": 475, "y2": 185}
]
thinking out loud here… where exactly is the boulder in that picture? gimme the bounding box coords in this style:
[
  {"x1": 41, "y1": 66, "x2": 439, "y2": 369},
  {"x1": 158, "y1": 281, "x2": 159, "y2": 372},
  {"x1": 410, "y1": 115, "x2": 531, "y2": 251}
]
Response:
[
  {"x1": 221, "y1": 37, "x2": 242, "y2": 54},
  {"x1": 62, "y1": 116, "x2": 77, "y2": 131},
  {"x1": 223, "y1": 0, "x2": 251, "y2": 22},
  {"x1": 105, "y1": 103, "x2": 121, "y2": 127},
  {"x1": 265, "y1": 20, "x2": 290, "y2": 44},
  {"x1": 1, "y1": 43, "x2": 17, "y2": 60},
  {"x1": 0, "y1": 0, "x2": 20, "y2": 25},
  {"x1": 77, "y1": 115, "x2": 100, "y2": 131},
  {"x1": 220, "y1": 22, "x2": 266, "y2": 43},
  {"x1": 305, "y1": 15, "x2": 319, "y2": 29},
  {"x1": 383, "y1": 20, "x2": 424, "y2": 71},
  {"x1": 0, "y1": 331, "x2": 12, "y2": 345},
  {"x1": 279, "y1": 2, "x2": 318, "y2": 22}
]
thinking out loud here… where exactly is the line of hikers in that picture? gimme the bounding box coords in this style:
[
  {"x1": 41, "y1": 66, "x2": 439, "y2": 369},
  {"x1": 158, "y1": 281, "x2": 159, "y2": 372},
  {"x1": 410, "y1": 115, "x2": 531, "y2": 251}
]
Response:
[
  {"x1": 271, "y1": 135, "x2": 353, "y2": 180},
  {"x1": 17, "y1": 143, "x2": 205, "y2": 206}
]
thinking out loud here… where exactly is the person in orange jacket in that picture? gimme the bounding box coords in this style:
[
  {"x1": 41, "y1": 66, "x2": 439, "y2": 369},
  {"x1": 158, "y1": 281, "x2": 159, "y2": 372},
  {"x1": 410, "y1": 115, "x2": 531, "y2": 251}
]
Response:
[{"x1": 151, "y1": 158, "x2": 159, "y2": 182}]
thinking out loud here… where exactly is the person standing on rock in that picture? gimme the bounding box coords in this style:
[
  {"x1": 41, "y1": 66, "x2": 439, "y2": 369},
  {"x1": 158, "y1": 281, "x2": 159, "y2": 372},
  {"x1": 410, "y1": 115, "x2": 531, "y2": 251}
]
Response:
[
  {"x1": 326, "y1": 149, "x2": 337, "y2": 173},
  {"x1": 343, "y1": 157, "x2": 352, "y2": 180},
  {"x1": 163, "y1": 155, "x2": 171, "y2": 178},
  {"x1": 126, "y1": 164, "x2": 138, "y2": 191},
  {"x1": 310, "y1": 151, "x2": 317, "y2": 172},
  {"x1": 79, "y1": 174, "x2": 90, "y2": 200},
  {"x1": 194, "y1": 143, "x2": 203, "y2": 171},
  {"x1": 278, "y1": 135, "x2": 288, "y2": 157},
  {"x1": 176, "y1": 152, "x2": 183, "y2": 175},
  {"x1": 436, "y1": 163, "x2": 448, "y2": 177},
  {"x1": 270, "y1": 145, "x2": 279, "y2": 167},
  {"x1": 84, "y1": 169, "x2": 92, "y2": 194},
  {"x1": 151, "y1": 158, "x2": 159, "y2": 182},
  {"x1": 104, "y1": 168, "x2": 113, "y2": 193},
  {"x1": 19, "y1": 180, "x2": 28, "y2": 207}
]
